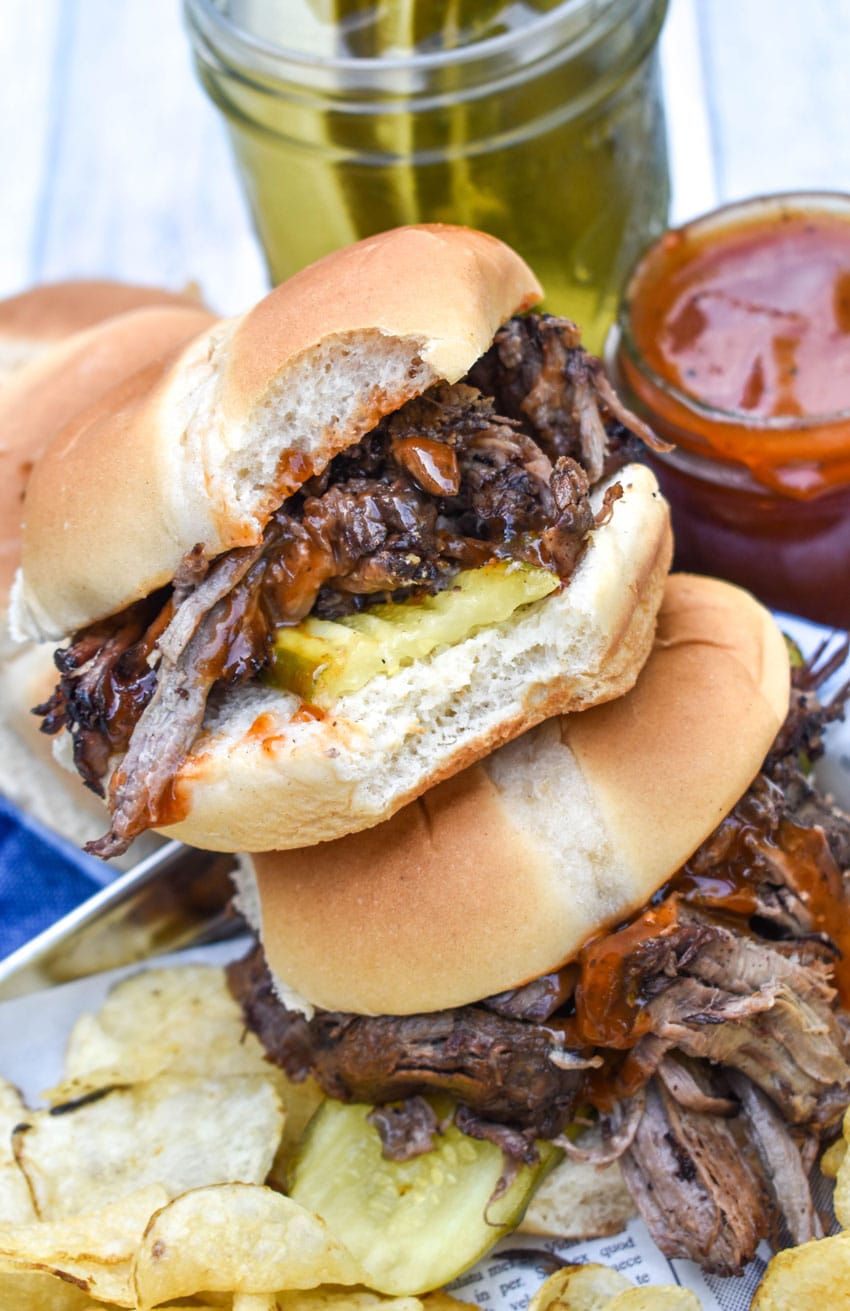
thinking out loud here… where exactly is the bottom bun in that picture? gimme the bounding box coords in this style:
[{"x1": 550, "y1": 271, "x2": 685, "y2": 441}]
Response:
[
  {"x1": 247, "y1": 573, "x2": 790, "y2": 1015},
  {"x1": 163, "y1": 463, "x2": 672, "y2": 851},
  {"x1": 519, "y1": 1147, "x2": 636, "y2": 1239}
]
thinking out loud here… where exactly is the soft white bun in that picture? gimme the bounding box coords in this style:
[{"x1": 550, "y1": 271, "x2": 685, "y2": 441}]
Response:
[
  {"x1": 246, "y1": 574, "x2": 790, "y2": 1015},
  {"x1": 161, "y1": 462, "x2": 671, "y2": 851},
  {"x1": 15, "y1": 226, "x2": 542, "y2": 641},
  {"x1": 0, "y1": 279, "x2": 202, "y2": 382},
  {"x1": 0, "y1": 302, "x2": 212, "y2": 854},
  {"x1": 0, "y1": 304, "x2": 216, "y2": 606}
]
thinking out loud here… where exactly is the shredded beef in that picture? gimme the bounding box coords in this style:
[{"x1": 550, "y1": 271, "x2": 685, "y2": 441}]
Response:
[
  {"x1": 452, "y1": 1105, "x2": 538, "y2": 1166},
  {"x1": 467, "y1": 315, "x2": 667, "y2": 480},
  {"x1": 367, "y1": 1096, "x2": 442, "y2": 1161},
  {"x1": 227, "y1": 946, "x2": 585, "y2": 1141},
  {"x1": 727, "y1": 1071, "x2": 822, "y2": 1246},
  {"x1": 482, "y1": 965, "x2": 576, "y2": 1023},
  {"x1": 620, "y1": 1076, "x2": 773, "y2": 1275}
]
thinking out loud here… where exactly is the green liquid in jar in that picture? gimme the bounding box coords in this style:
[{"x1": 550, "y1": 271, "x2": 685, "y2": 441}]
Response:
[{"x1": 189, "y1": 0, "x2": 670, "y2": 353}]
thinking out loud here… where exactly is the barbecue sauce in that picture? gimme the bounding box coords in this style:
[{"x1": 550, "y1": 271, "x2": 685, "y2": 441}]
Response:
[
  {"x1": 767, "y1": 820, "x2": 850, "y2": 1007},
  {"x1": 572, "y1": 899, "x2": 681, "y2": 1049},
  {"x1": 613, "y1": 194, "x2": 850, "y2": 626},
  {"x1": 390, "y1": 436, "x2": 461, "y2": 497}
]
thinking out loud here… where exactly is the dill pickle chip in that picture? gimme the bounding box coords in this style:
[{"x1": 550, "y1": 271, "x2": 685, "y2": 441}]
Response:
[
  {"x1": 270, "y1": 620, "x2": 373, "y2": 702},
  {"x1": 288, "y1": 1097, "x2": 561, "y2": 1296},
  {"x1": 270, "y1": 562, "x2": 557, "y2": 706}
]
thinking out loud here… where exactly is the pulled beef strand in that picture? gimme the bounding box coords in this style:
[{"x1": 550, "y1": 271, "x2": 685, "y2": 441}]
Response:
[
  {"x1": 727, "y1": 1071, "x2": 822, "y2": 1246},
  {"x1": 620, "y1": 1077, "x2": 773, "y2": 1276},
  {"x1": 36, "y1": 594, "x2": 169, "y2": 791},
  {"x1": 42, "y1": 317, "x2": 650, "y2": 851},
  {"x1": 88, "y1": 554, "x2": 270, "y2": 859},
  {"x1": 229, "y1": 685, "x2": 850, "y2": 1275}
]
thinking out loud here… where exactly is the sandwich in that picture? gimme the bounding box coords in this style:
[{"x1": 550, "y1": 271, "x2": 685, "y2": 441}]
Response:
[
  {"x1": 12, "y1": 225, "x2": 672, "y2": 859},
  {"x1": 230, "y1": 573, "x2": 850, "y2": 1276},
  {"x1": 0, "y1": 278, "x2": 202, "y2": 381},
  {"x1": 0, "y1": 299, "x2": 216, "y2": 855}
]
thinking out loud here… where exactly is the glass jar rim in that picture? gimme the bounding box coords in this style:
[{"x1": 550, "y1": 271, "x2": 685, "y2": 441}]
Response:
[
  {"x1": 617, "y1": 189, "x2": 850, "y2": 431},
  {"x1": 184, "y1": 0, "x2": 623, "y2": 76}
]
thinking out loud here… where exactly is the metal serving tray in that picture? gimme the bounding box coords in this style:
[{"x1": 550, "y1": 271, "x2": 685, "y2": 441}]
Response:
[{"x1": 0, "y1": 840, "x2": 244, "y2": 1001}]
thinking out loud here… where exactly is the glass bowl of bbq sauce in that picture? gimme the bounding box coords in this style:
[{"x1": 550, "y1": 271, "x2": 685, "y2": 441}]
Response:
[{"x1": 609, "y1": 192, "x2": 850, "y2": 629}]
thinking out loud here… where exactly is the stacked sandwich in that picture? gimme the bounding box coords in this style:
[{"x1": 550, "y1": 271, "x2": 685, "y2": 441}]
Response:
[{"x1": 11, "y1": 227, "x2": 850, "y2": 1276}]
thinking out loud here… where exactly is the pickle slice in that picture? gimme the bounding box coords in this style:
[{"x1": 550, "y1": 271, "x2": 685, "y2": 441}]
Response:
[
  {"x1": 288, "y1": 1097, "x2": 561, "y2": 1296},
  {"x1": 269, "y1": 561, "x2": 558, "y2": 706}
]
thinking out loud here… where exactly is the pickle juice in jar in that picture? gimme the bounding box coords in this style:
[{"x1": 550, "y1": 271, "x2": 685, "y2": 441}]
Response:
[{"x1": 185, "y1": 0, "x2": 670, "y2": 352}]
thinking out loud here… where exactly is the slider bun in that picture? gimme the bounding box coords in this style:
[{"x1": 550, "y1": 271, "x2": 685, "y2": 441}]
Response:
[
  {"x1": 0, "y1": 279, "x2": 202, "y2": 380},
  {"x1": 0, "y1": 304, "x2": 216, "y2": 606},
  {"x1": 246, "y1": 574, "x2": 790, "y2": 1015},
  {"x1": 0, "y1": 303, "x2": 212, "y2": 854},
  {"x1": 15, "y1": 226, "x2": 542, "y2": 641}
]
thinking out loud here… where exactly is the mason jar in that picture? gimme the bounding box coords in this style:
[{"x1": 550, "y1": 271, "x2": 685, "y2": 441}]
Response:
[{"x1": 184, "y1": 0, "x2": 670, "y2": 353}]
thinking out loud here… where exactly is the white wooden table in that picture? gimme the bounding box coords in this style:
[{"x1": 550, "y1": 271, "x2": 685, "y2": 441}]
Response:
[{"x1": 1, "y1": 1, "x2": 849, "y2": 316}]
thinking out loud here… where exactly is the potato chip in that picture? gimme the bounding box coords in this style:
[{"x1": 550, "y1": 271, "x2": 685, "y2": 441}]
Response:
[
  {"x1": 60, "y1": 1011, "x2": 138, "y2": 1084},
  {"x1": 132, "y1": 1184, "x2": 361, "y2": 1308},
  {"x1": 52, "y1": 964, "x2": 324, "y2": 1173},
  {"x1": 820, "y1": 1136, "x2": 846, "y2": 1180},
  {"x1": 0, "y1": 1078, "x2": 35, "y2": 1224},
  {"x1": 0, "y1": 1184, "x2": 167, "y2": 1307},
  {"x1": 752, "y1": 1230, "x2": 850, "y2": 1308},
  {"x1": 422, "y1": 1294, "x2": 475, "y2": 1311},
  {"x1": 833, "y1": 1110, "x2": 850, "y2": 1229},
  {"x1": 234, "y1": 1297, "x2": 280, "y2": 1311},
  {"x1": 608, "y1": 1290, "x2": 701, "y2": 1310},
  {"x1": 53, "y1": 966, "x2": 276, "y2": 1097},
  {"x1": 14, "y1": 1075, "x2": 283, "y2": 1219},
  {"x1": 0, "y1": 1269, "x2": 102, "y2": 1310},
  {"x1": 528, "y1": 1263, "x2": 630, "y2": 1311},
  {"x1": 277, "y1": 1291, "x2": 424, "y2": 1311}
]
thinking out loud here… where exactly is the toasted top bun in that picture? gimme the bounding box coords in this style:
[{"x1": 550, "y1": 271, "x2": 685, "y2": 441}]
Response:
[
  {"x1": 0, "y1": 279, "x2": 202, "y2": 380},
  {"x1": 246, "y1": 574, "x2": 790, "y2": 1016},
  {"x1": 14, "y1": 226, "x2": 541, "y2": 641},
  {"x1": 0, "y1": 305, "x2": 216, "y2": 606}
]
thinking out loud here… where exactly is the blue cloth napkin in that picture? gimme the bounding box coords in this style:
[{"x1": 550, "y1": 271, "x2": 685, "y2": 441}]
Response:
[{"x1": 0, "y1": 795, "x2": 107, "y2": 959}]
